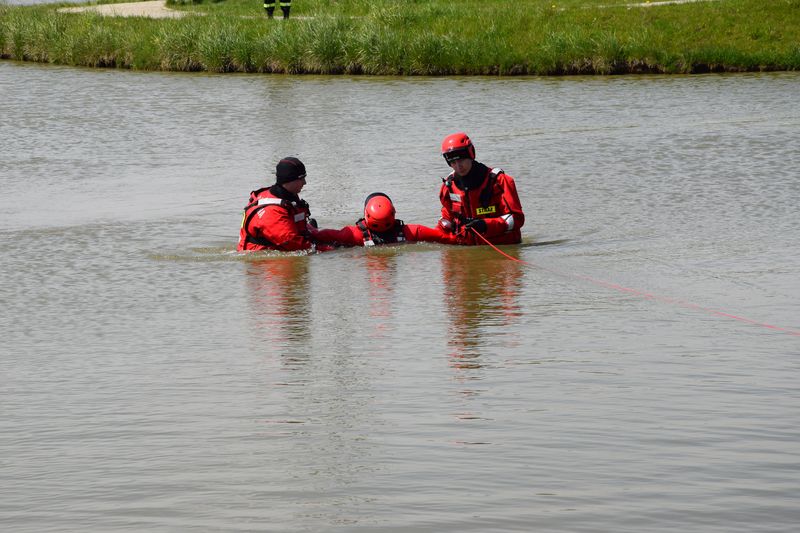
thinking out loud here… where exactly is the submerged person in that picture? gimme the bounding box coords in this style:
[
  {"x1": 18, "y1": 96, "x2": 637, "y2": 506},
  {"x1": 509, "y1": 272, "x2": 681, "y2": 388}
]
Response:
[
  {"x1": 238, "y1": 156, "x2": 323, "y2": 252},
  {"x1": 312, "y1": 192, "x2": 457, "y2": 247},
  {"x1": 437, "y1": 132, "x2": 525, "y2": 245}
]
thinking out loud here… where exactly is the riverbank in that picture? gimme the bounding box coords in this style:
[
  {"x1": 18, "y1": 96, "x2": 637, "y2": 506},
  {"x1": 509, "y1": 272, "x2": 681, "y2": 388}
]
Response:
[{"x1": 1, "y1": 0, "x2": 799, "y2": 74}]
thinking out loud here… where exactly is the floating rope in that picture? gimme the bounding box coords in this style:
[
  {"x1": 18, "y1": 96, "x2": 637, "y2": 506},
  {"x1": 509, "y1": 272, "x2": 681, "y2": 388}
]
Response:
[{"x1": 470, "y1": 228, "x2": 800, "y2": 337}]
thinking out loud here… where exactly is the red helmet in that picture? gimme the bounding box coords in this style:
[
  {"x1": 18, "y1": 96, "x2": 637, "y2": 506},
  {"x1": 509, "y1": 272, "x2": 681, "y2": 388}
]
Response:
[
  {"x1": 363, "y1": 193, "x2": 396, "y2": 233},
  {"x1": 441, "y1": 132, "x2": 475, "y2": 163}
]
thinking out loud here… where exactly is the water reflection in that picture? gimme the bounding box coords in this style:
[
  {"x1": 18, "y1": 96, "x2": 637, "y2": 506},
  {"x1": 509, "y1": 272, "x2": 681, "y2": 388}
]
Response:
[
  {"x1": 244, "y1": 255, "x2": 311, "y2": 352},
  {"x1": 362, "y1": 251, "x2": 398, "y2": 326},
  {"x1": 441, "y1": 246, "x2": 525, "y2": 365},
  {"x1": 245, "y1": 253, "x2": 384, "y2": 528}
]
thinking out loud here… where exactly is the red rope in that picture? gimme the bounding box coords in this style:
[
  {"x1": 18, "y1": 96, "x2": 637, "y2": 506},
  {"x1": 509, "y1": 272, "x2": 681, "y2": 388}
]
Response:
[{"x1": 470, "y1": 228, "x2": 800, "y2": 337}]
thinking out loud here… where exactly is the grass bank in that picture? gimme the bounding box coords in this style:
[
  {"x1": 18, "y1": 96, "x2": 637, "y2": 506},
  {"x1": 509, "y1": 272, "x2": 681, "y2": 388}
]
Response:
[{"x1": 1, "y1": 0, "x2": 799, "y2": 74}]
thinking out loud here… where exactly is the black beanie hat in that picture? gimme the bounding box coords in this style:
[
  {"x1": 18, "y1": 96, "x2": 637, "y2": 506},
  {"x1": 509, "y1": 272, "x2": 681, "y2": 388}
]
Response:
[{"x1": 275, "y1": 157, "x2": 307, "y2": 184}]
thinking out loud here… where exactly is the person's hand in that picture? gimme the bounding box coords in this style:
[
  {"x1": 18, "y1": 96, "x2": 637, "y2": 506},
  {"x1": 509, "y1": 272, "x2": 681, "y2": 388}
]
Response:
[
  {"x1": 306, "y1": 218, "x2": 318, "y2": 237},
  {"x1": 438, "y1": 218, "x2": 455, "y2": 233},
  {"x1": 463, "y1": 218, "x2": 487, "y2": 233}
]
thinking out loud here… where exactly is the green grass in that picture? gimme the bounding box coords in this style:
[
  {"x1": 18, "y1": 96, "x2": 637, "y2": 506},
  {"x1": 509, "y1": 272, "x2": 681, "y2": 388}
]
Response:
[{"x1": 1, "y1": 0, "x2": 799, "y2": 74}]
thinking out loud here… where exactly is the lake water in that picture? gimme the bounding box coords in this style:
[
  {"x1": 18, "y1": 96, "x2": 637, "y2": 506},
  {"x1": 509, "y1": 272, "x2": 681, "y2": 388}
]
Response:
[{"x1": 1, "y1": 60, "x2": 799, "y2": 532}]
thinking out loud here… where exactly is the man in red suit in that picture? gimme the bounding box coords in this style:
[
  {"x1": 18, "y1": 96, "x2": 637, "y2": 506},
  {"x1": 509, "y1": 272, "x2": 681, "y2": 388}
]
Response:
[
  {"x1": 238, "y1": 157, "x2": 320, "y2": 252},
  {"x1": 437, "y1": 132, "x2": 525, "y2": 245}
]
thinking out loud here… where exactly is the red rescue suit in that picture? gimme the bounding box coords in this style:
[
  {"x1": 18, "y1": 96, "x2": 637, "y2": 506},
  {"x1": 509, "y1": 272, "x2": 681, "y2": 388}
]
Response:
[
  {"x1": 314, "y1": 219, "x2": 457, "y2": 247},
  {"x1": 238, "y1": 185, "x2": 314, "y2": 252},
  {"x1": 439, "y1": 161, "x2": 524, "y2": 245}
]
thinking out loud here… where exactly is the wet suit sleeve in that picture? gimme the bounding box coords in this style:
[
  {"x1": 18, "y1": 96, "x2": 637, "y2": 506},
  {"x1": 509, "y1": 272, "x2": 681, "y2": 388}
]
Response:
[
  {"x1": 484, "y1": 173, "x2": 524, "y2": 238},
  {"x1": 439, "y1": 184, "x2": 458, "y2": 226},
  {"x1": 404, "y1": 224, "x2": 460, "y2": 244},
  {"x1": 312, "y1": 226, "x2": 364, "y2": 247},
  {"x1": 260, "y1": 207, "x2": 314, "y2": 251}
]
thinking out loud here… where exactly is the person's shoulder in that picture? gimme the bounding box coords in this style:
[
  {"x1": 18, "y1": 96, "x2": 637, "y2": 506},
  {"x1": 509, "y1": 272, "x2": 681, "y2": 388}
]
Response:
[{"x1": 493, "y1": 168, "x2": 516, "y2": 181}]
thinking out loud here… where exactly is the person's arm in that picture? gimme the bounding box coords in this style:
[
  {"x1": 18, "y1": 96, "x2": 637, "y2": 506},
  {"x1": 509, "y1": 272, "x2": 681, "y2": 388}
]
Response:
[
  {"x1": 261, "y1": 208, "x2": 315, "y2": 251},
  {"x1": 312, "y1": 225, "x2": 363, "y2": 247},
  {"x1": 481, "y1": 174, "x2": 524, "y2": 238},
  {"x1": 439, "y1": 185, "x2": 459, "y2": 233},
  {"x1": 404, "y1": 224, "x2": 460, "y2": 244}
]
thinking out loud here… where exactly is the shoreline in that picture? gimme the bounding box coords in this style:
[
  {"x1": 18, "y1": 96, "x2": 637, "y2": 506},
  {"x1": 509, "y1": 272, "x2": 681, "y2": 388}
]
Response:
[
  {"x1": 54, "y1": 0, "x2": 723, "y2": 19},
  {"x1": 2, "y1": 0, "x2": 798, "y2": 75}
]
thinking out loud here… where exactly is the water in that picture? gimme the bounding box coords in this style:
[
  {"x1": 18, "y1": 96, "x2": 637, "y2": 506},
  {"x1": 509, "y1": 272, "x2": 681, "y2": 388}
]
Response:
[{"x1": 2, "y1": 60, "x2": 799, "y2": 532}]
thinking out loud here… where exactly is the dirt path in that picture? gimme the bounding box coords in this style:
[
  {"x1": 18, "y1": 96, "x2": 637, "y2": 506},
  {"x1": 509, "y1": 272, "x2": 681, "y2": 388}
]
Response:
[{"x1": 58, "y1": 0, "x2": 187, "y2": 18}]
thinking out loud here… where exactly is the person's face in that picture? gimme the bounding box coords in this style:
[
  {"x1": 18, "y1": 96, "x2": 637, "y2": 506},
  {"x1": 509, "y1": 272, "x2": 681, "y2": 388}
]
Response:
[
  {"x1": 282, "y1": 176, "x2": 306, "y2": 194},
  {"x1": 448, "y1": 157, "x2": 473, "y2": 177}
]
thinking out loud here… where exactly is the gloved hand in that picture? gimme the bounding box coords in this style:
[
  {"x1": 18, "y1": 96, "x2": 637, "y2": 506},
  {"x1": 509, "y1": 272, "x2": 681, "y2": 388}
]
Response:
[
  {"x1": 463, "y1": 218, "x2": 487, "y2": 234},
  {"x1": 438, "y1": 218, "x2": 455, "y2": 233},
  {"x1": 305, "y1": 218, "x2": 318, "y2": 237}
]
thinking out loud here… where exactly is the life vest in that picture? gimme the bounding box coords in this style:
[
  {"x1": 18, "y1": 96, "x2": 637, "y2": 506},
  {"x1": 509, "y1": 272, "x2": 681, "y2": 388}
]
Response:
[
  {"x1": 442, "y1": 166, "x2": 504, "y2": 222},
  {"x1": 240, "y1": 186, "x2": 311, "y2": 250},
  {"x1": 355, "y1": 218, "x2": 406, "y2": 247}
]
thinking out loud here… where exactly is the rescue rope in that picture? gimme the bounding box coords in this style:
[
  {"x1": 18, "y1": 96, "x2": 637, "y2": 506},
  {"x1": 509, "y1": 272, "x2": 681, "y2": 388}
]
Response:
[{"x1": 469, "y1": 228, "x2": 800, "y2": 337}]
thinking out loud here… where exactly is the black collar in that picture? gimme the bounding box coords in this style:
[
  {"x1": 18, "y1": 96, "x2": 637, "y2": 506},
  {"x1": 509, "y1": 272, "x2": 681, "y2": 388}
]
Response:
[
  {"x1": 269, "y1": 184, "x2": 301, "y2": 203},
  {"x1": 454, "y1": 161, "x2": 488, "y2": 190}
]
